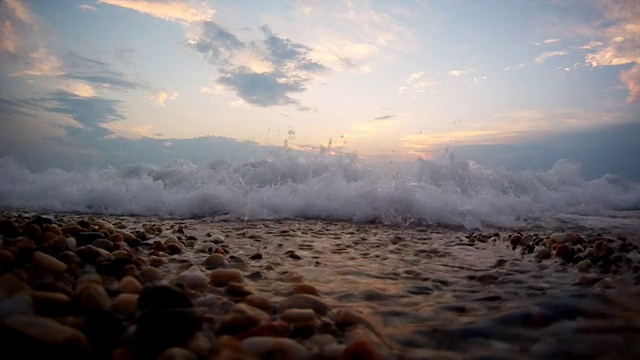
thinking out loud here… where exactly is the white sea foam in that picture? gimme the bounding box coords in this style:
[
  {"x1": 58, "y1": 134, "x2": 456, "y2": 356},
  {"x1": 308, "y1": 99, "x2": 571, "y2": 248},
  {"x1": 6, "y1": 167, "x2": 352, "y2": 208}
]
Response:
[{"x1": 0, "y1": 155, "x2": 638, "y2": 229}]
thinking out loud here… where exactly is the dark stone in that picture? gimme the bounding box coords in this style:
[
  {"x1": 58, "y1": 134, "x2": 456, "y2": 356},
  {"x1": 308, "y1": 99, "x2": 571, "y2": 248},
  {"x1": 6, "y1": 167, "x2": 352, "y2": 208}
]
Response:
[
  {"x1": 75, "y1": 232, "x2": 107, "y2": 246},
  {"x1": 96, "y1": 257, "x2": 135, "y2": 278},
  {"x1": 77, "y1": 220, "x2": 92, "y2": 229},
  {"x1": 249, "y1": 253, "x2": 263, "y2": 260},
  {"x1": 92, "y1": 239, "x2": 115, "y2": 252},
  {"x1": 135, "y1": 309, "x2": 202, "y2": 357},
  {"x1": 29, "y1": 215, "x2": 55, "y2": 228},
  {"x1": 137, "y1": 285, "x2": 193, "y2": 312},
  {"x1": 83, "y1": 309, "x2": 127, "y2": 354},
  {"x1": 216, "y1": 314, "x2": 261, "y2": 336},
  {"x1": 0, "y1": 219, "x2": 21, "y2": 237}
]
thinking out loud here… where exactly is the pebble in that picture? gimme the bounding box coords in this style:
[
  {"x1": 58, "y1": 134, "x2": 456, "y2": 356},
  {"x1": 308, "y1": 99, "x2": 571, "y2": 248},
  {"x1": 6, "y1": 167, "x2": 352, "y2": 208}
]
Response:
[
  {"x1": 209, "y1": 269, "x2": 244, "y2": 285},
  {"x1": 0, "y1": 249, "x2": 15, "y2": 272},
  {"x1": 203, "y1": 253, "x2": 228, "y2": 269},
  {"x1": 32, "y1": 251, "x2": 67, "y2": 274},
  {"x1": 281, "y1": 308, "x2": 317, "y2": 324},
  {"x1": 112, "y1": 293, "x2": 139, "y2": 317},
  {"x1": 243, "y1": 294, "x2": 273, "y2": 313},
  {"x1": 278, "y1": 294, "x2": 329, "y2": 315},
  {"x1": 577, "y1": 259, "x2": 592, "y2": 271},
  {"x1": 135, "y1": 309, "x2": 203, "y2": 357},
  {"x1": 76, "y1": 282, "x2": 111, "y2": 310},
  {"x1": 139, "y1": 266, "x2": 163, "y2": 283},
  {"x1": 176, "y1": 265, "x2": 208, "y2": 289},
  {"x1": 535, "y1": 247, "x2": 551, "y2": 260},
  {"x1": 242, "y1": 336, "x2": 311, "y2": 360},
  {"x1": 149, "y1": 255, "x2": 167, "y2": 267},
  {"x1": 118, "y1": 275, "x2": 142, "y2": 294},
  {"x1": 138, "y1": 285, "x2": 194, "y2": 311},
  {"x1": 4, "y1": 314, "x2": 90, "y2": 355},
  {"x1": 292, "y1": 283, "x2": 319, "y2": 296},
  {"x1": 218, "y1": 303, "x2": 271, "y2": 335},
  {"x1": 92, "y1": 238, "x2": 115, "y2": 251},
  {"x1": 76, "y1": 245, "x2": 112, "y2": 264},
  {"x1": 157, "y1": 347, "x2": 197, "y2": 360},
  {"x1": 29, "y1": 290, "x2": 71, "y2": 315},
  {"x1": 342, "y1": 339, "x2": 384, "y2": 360},
  {"x1": 226, "y1": 282, "x2": 253, "y2": 297},
  {"x1": 553, "y1": 243, "x2": 575, "y2": 262},
  {"x1": 166, "y1": 242, "x2": 183, "y2": 255}
]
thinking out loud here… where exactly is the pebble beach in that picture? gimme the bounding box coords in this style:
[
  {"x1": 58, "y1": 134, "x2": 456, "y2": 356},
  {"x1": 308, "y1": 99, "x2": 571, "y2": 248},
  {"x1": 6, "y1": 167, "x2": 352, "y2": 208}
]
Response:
[{"x1": 2, "y1": 211, "x2": 640, "y2": 359}]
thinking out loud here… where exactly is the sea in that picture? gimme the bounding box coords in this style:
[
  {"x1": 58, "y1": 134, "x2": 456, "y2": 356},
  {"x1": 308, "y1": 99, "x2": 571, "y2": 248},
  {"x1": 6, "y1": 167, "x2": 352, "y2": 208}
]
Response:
[{"x1": 1, "y1": 152, "x2": 638, "y2": 231}]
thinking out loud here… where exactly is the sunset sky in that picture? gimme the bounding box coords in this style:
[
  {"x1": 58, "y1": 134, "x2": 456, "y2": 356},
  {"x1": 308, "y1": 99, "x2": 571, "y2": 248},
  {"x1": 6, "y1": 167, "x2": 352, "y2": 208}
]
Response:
[{"x1": 1, "y1": 0, "x2": 638, "y2": 169}]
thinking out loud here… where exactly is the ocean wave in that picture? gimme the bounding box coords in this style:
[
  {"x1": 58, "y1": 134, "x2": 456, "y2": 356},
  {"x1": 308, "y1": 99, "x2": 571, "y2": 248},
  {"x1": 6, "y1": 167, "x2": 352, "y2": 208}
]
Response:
[{"x1": 1, "y1": 155, "x2": 638, "y2": 229}]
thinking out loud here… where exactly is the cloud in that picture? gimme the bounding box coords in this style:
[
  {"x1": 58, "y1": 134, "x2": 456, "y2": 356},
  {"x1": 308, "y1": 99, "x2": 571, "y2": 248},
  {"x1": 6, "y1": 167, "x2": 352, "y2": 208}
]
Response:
[
  {"x1": 62, "y1": 52, "x2": 147, "y2": 91},
  {"x1": 97, "y1": 0, "x2": 215, "y2": 23},
  {"x1": 620, "y1": 65, "x2": 640, "y2": 103},
  {"x1": 3, "y1": 0, "x2": 36, "y2": 25},
  {"x1": 373, "y1": 115, "x2": 396, "y2": 121},
  {"x1": 44, "y1": 90, "x2": 124, "y2": 133},
  {"x1": 188, "y1": 21, "x2": 245, "y2": 66},
  {"x1": 11, "y1": 47, "x2": 65, "y2": 76},
  {"x1": 401, "y1": 108, "x2": 631, "y2": 156},
  {"x1": 308, "y1": 38, "x2": 378, "y2": 73},
  {"x1": 189, "y1": 22, "x2": 327, "y2": 108},
  {"x1": 0, "y1": 0, "x2": 62, "y2": 77},
  {"x1": 449, "y1": 68, "x2": 473, "y2": 77},
  {"x1": 399, "y1": 71, "x2": 438, "y2": 94},
  {"x1": 79, "y1": 4, "x2": 98, "y2": 12},
  {"x1": 531, "y1": 38, "x2": 560, "y2": 46},
  {"x1": 60, "y1": 81, "x2": 97, "y2": 98},
  {"x1": 582, "y1": 0, "x2": 640, "y2": 102},
  {"x1": 217, "y1": 68, "x2": 305, "y2": 107},
  {"x1": 534, "y1": 51, "x2": 568, "y2": 64},
  {"x1": 148, "y1": 91, "x2": 179, "y2": 107}
]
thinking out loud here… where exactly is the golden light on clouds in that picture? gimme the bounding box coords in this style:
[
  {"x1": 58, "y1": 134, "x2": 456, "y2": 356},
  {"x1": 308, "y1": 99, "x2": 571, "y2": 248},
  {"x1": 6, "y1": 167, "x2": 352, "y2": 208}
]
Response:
[
  {"x1": 97, "y1": 0, "x2": 215, "y2": 23},
  {"x1": 61, "y1": 82, "x2": 97, "y2": 98},
  {"x1": 148, "y1": 91, "x2": 180, "y2": 107}
]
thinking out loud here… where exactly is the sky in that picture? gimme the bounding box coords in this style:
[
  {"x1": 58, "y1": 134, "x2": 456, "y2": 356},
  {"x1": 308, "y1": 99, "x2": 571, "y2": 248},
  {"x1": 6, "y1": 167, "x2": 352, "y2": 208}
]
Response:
[{"x1": 0, "y1": 0, "x2": 639, "y2": 177}]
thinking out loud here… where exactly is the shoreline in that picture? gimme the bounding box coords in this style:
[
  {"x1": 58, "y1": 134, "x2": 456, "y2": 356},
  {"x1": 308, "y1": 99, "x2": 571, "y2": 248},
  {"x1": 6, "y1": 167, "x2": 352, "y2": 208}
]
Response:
[{"x1": 1, "y1": 211, "x2": 640, "y2": 359}]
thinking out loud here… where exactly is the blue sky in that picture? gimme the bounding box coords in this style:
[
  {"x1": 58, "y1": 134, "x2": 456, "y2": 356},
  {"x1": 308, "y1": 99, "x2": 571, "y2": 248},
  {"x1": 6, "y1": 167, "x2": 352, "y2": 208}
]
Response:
[{"x1": 0, "y1": 0, "x2": 638, "y2": 170}]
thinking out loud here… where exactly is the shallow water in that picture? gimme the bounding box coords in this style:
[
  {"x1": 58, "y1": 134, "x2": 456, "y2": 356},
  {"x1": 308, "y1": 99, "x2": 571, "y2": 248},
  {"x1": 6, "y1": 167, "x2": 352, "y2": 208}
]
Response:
[{"x1": 51, "y1": 213, "x2": 640, "y2": 359}]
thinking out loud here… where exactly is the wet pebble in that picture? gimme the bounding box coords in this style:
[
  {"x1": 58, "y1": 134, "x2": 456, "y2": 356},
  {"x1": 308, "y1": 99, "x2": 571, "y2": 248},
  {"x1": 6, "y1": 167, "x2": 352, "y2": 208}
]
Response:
[
  {"x1": 209, "y1": 268, "x2": 244, "y2": 286},
  {"x1": 138, "y1": 285, "x2": 193, "y2": 311},
  {"x1": 111, "y1": 293, "x2": 139, "y2": 317},
  {"x1": 76, "y1": 282, "x2": 111, "y2": 310},
  {"x1": 4, "y1": 314, "x2": 90, "y2": 356},
  {"x1": 279, "y1": 294, "x2": 329, "y2": 315},
  {"x1": 119, "y1": 275, "x2": 143, "y2": 294},
  {"x1": 176, "y1": 265, "x2": 208, "y2": 289},
  {"x1": 32, "y1": 251, "x2": 67, "y2": 274},
  {"x1": 242, "y1": 336, "x2": 310, "y2": 360},
  {"x1": 203, "y1": 253, "x2": 228, "y2": 269},
  {"x1": 157, "y1": 347, "x2": 197, "y2": 360}
]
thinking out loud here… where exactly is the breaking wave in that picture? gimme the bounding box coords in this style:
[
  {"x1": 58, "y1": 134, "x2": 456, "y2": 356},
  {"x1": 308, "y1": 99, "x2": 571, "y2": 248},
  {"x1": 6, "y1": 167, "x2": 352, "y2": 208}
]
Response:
[{"x1": 1, "y1": 154, "x2": 638, "y2": 229}]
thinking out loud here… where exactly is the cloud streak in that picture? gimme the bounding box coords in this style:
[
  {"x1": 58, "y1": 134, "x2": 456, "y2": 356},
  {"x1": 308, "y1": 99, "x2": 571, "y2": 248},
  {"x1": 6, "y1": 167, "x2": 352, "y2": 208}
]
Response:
[
  {"x1": 97, "y1": 0, "x2": 215, "y2": 23},
  {"x1": 534, "y1": 51, "x2": 568, "y2": 64}
]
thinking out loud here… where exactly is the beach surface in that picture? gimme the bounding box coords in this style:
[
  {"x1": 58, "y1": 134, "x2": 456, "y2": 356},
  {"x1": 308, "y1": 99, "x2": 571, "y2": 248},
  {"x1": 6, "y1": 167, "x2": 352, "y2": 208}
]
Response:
[{"x1": 2, "y1": 211, "x2": 640, "y2": 359}]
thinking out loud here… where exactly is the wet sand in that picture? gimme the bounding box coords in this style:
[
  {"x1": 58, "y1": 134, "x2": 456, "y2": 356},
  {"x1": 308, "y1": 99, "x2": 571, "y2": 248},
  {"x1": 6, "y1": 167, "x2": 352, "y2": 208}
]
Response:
[{"x1": 1, "y1": 211, "x2": 640, "y2": 359}]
